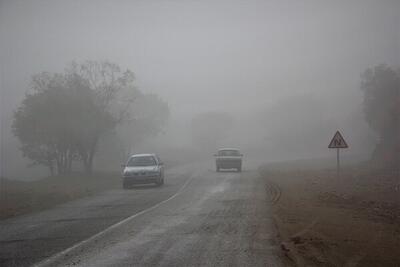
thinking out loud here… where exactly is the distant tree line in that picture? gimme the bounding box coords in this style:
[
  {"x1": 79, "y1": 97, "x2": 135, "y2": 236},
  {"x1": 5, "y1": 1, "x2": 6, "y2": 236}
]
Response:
[
  {"x1": 361, "y1": 64, "x2": 400, "y2": 167},
  {"x1": 12, "y1": 60, "x2": 169, "y2": 175}
]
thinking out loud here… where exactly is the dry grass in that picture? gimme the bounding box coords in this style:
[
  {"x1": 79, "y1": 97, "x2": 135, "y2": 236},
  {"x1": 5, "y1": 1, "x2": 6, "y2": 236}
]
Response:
[
  {"x1": 260, "y1": 163, "x2": 400, "y2": 267},
  {"x1": 0, "y1": 172, "x2": 121, "y2": 219}
]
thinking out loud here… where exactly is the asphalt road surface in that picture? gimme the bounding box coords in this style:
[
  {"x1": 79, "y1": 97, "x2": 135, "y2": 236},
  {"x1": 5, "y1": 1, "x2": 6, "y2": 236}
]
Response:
[{"x1": 0, "y1": 162, "x2": 284, "y2": 266}]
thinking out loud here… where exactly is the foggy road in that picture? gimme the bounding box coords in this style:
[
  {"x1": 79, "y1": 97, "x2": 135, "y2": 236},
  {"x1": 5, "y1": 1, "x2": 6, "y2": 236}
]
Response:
[
  {"x1": 0, "y1": 162, "x2": 283, "y2": 266},
  {"x1": 2, "y1": 1, "x2": 399, "y2": 266}
]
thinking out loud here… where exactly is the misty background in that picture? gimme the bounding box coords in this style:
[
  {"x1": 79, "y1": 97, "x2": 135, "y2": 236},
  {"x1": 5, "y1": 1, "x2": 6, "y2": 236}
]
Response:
[{"x1": 1, "y1": 0, "x2": 399, "y2": 180}]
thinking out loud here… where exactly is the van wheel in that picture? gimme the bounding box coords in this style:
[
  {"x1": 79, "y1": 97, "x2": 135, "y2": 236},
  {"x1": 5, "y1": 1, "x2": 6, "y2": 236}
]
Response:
[
  {"x1": 156, "y1": 178, "x2": 164, "y2": 186},
  {"x1": 123, "y1": 182, "x2": 130, "y2": 189}
]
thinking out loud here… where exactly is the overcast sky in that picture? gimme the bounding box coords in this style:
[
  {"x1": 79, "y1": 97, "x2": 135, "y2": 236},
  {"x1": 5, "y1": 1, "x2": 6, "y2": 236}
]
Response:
[
  {"x1": 1, "y1": 0, "x2": 399, "y2": 178},
  {"x1": 1, "y1": 0, "x2": 399, "y2": 119}
]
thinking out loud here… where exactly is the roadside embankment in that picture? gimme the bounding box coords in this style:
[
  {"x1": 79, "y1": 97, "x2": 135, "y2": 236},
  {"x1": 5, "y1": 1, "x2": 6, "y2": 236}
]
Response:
[
  {"x1": 0, "y1": 158, "x2": 187, "y2": 220},
  {"x1": 0, "y1": 172, "x2": 121, "y2": 220},
  {"x1": 260, "y1": 162, "x2": 400, "y2": 266}
]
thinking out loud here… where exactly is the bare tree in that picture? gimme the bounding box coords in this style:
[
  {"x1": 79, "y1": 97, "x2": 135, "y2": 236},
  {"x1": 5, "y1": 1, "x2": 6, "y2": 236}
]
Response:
[
  {"x1": 13, "y1": 60, "x2": 168, "y2": 175},
  {"x1": 12, "y1": 72, "x2": 86, "y2": 175},
  {"x1": 361, "y1": 64, "x2": 400, "y2": 167},
  {"x1": 67, "y1": 61, "x2": 138, "y2": 173}
]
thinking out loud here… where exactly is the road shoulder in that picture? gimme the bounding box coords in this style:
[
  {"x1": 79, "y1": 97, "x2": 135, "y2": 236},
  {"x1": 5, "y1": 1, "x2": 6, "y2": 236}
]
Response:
[{"x1": 260, "y1": 164, "x2": 400, "y2": 267}]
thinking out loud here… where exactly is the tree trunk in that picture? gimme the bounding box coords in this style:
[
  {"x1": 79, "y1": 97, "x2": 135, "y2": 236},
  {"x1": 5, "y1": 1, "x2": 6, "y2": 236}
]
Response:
[
  {"x1": 65, "y1": 149, "x2": 73, "y2": 174},
  {"x1": 48, "y1": 161, "x2": 54, "y2": 176},
  {"x1": 56, "y1": 156, "x2": 62, "y2": 175},
  {"x1": 78, "y1": 138, "x2": 98, "y2": 175},
  {"x1": 84, "y1": 160, "x2": 93, "y2": 174},
  {"x1": 81, "y1": 151, "x2": 92, "y2": 175},
  {"x1": 68, "y1": 155, "x2": 73, "y2": 173},
  {"x1": 83, "y1": 150, "x2": 95, "y2": 174}
]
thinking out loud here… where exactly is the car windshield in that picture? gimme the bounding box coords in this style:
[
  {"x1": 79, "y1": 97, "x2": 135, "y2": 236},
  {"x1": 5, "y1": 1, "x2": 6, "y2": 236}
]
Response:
[
  {"x1": 218, "y1": 150, "x2": 240, "y2": 156},
  {"x1": 127, "y1": 156, "x2": 156, "y2": 167}
]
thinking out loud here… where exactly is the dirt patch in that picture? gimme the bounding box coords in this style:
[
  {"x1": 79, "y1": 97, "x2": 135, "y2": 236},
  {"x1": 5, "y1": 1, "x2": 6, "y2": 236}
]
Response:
[
  {"x1": 260, "y1": 164, "x2": 400, "y2": 266},
  {"x1": 0, "y1": 172, "x2": 121, "y2": 220}
]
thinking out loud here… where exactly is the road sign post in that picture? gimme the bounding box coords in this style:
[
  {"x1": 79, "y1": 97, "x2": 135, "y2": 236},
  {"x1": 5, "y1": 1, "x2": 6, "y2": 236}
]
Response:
[
  {"x1": 337, "y1": 148, "x2": 340, "y2": 178},
  {"x1": 328, "y1": 131, "x2": 348, "y2": 178}
]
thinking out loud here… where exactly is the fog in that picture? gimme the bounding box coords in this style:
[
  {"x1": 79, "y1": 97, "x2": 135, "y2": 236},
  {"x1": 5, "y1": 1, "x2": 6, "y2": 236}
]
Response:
[{"x1": 1, "y1": 0, "x2": 399, "y2": 179}]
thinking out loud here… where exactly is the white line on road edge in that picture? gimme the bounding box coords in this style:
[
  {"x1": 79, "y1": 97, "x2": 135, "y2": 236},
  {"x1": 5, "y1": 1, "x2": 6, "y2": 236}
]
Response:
[{"x1": 34, "y1": 173, "x2": 197, "y2": 267}]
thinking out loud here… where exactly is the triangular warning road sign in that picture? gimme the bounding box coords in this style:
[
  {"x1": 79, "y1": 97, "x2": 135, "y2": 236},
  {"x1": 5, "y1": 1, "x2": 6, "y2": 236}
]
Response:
[{"x1": 328, "y1": 131, "x2": 348, "y2": 148}]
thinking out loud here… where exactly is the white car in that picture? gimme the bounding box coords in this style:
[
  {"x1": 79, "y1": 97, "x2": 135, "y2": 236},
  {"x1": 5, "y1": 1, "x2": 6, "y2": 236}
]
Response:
[
  {"x1": 214, "y1": 148, "x2": 243, "y2": 172},
  {"x1": 122, "y1": 154, "x2": 164, "y2": 188}
]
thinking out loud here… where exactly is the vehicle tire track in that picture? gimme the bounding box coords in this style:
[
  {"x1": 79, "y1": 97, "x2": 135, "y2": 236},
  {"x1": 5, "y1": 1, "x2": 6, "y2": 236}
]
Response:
[
  {"x1": 266, "y1": 180, "x2": 282, "y2": 205},
  {"x1": 264, "y1": 178, "x2": 323, "y2": 266}
]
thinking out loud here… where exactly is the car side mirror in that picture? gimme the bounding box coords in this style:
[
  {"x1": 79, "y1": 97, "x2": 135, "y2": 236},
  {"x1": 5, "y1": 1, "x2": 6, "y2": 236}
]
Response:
[
  {"x1": 213, "y1": 154, "x2": 218, "y2": 157},
  {"x1": 121, "y1": 164, "x2": 126, "y2": 168},
  {"x1": 159, "y1": 162, "x2": 164, "y2": 166}
]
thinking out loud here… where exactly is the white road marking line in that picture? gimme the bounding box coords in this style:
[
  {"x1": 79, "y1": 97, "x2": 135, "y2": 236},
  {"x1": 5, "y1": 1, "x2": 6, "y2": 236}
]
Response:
[{"x1": 34, "y1": 173, "x2": 196, "y2": 267}]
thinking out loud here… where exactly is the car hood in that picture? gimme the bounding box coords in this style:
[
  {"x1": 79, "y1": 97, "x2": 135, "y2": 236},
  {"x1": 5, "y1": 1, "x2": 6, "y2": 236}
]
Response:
[{"x1": 124, "y1": 166, "x2": 159, "y2": 172}]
